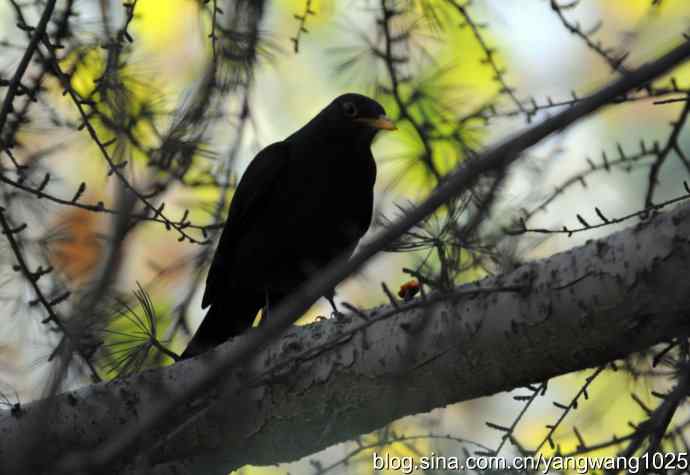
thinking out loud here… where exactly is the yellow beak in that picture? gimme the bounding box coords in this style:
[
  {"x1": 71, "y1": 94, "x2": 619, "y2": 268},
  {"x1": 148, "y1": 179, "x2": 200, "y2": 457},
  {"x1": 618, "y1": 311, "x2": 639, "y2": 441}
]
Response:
[{"x1": 356, "y1": 115, "x2": 397, "y2": 131}]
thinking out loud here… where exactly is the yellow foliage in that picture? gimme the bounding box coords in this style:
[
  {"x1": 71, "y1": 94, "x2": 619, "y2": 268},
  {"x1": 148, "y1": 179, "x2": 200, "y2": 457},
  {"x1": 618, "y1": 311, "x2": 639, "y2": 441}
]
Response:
[{"x1": 131, "y1": 0, "x2": 200, "y2": 49}]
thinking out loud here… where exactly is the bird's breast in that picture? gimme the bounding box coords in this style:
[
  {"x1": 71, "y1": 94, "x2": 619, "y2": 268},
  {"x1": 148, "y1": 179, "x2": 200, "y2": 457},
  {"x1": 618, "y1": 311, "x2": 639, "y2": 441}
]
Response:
[{"x1": 230, "y1": 140, "x2": 376, "y2": 292}]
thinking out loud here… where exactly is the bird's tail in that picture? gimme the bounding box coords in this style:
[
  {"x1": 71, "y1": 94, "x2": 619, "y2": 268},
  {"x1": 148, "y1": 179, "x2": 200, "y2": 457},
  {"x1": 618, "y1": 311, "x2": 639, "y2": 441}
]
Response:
[{"x1": 180, "y1": 296, "x2": 262, "y2": 360}]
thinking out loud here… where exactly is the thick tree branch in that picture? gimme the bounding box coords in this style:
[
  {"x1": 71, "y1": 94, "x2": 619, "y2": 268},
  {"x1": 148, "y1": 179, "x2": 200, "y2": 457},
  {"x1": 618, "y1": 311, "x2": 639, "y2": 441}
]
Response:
[{"x1": 3, "y1": 201, "x2": 690, "y2": 473}]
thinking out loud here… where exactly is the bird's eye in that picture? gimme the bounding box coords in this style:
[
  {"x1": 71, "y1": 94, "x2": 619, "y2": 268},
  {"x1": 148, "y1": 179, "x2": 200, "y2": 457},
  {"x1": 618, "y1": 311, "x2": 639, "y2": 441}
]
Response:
[{"x1": 343, "y1": 101, "x2": 358, "y2": 118}]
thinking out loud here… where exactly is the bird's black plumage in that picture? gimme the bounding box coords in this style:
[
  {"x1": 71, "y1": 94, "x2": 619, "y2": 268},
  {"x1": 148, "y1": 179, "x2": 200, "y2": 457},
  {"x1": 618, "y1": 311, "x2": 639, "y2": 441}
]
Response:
[{"x1": 181, "y1": 93, "x2": 394, "y2": 359}]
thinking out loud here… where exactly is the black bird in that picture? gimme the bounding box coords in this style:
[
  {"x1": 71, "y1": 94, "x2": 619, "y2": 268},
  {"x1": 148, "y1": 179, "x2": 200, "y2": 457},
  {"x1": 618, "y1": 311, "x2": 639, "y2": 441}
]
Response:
[{"x1": 181, "y1": 93, "x2": 395, "y2": 359}]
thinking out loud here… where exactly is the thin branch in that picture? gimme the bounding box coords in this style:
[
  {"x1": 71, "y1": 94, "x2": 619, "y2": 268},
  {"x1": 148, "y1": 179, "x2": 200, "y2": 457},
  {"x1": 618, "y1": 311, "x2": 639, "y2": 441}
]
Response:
[
  {"x1": 0, "y1": 0, "x2": 57, "y2": 136},
  {"x1": 0, "y1": 207, "x2": 100, "y2": 380}
]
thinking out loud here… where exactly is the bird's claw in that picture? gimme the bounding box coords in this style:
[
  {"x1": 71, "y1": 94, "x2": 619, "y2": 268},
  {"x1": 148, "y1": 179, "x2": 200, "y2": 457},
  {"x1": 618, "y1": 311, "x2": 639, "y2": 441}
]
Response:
[{"x1": 331, "y1": 309, "x2": 346, "y2": 322}]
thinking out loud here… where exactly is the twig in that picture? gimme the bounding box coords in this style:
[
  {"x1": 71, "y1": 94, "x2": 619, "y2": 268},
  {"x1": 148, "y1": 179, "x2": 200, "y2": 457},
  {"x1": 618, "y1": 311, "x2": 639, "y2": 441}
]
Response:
[{"x1": 0, "y1": 0, "x2": 57, "y2": 135}]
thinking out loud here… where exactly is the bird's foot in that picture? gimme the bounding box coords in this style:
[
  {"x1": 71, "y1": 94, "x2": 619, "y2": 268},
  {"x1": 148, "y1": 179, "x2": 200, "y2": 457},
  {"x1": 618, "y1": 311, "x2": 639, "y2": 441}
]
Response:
[
  {"x1": 325, "y1": 295, "x2": 346, "y2": 321},
  {"x1": 331, "y1": 309, "x2": 347, "y2": 322}
]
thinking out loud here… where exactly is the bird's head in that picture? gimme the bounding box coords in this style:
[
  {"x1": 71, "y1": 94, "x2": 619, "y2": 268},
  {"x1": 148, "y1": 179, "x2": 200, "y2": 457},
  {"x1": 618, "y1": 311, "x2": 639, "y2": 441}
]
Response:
[{"x1": 321, "y1": 93, "x2": 396, "y2": 142}]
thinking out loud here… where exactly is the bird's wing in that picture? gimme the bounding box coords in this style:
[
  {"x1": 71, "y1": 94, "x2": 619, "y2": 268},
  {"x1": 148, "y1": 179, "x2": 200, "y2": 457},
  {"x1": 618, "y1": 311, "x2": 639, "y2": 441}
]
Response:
[{"x1": 202, "y1": 141, "x2": 289, "y2": 309}]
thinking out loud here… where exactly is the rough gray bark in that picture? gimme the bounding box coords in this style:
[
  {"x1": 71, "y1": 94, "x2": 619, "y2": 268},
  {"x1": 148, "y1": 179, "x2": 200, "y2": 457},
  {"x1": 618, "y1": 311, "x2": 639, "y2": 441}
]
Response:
[{"x1": 2, "y1": 201, "x2": 690, "y2": 474}]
